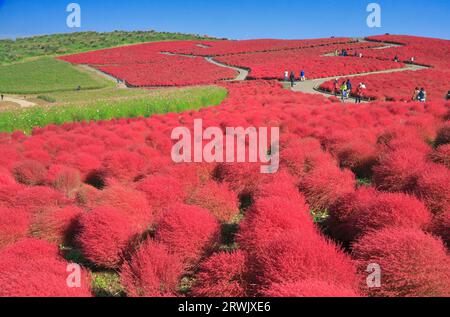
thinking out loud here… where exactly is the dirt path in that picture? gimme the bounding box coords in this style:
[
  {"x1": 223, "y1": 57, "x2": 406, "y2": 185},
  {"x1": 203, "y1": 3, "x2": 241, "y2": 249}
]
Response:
[
  {"x1": 77, "y1": 65, "x2": 128, "y2": 88},
  {"x1": 205, "y1": 57, "x2": 249, "y2": 81},
  {"x1": 1, "y1": 96, "x2": 36, "y2": 108},
  {"x1": 291, "y1": 63, "x2": 429, "y2": 101}
]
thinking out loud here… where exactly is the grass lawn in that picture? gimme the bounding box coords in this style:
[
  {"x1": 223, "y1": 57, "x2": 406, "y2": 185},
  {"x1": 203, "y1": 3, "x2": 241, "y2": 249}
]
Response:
[
  {"x1": 0, "y1": 57, "x2": 112, "y2": 94},
  {"x1": 0, "y1": 85, "x2": 227, "y2": 134},
  {"x1": 0, "y1": 30, "x2": 218, "y2": 65}
]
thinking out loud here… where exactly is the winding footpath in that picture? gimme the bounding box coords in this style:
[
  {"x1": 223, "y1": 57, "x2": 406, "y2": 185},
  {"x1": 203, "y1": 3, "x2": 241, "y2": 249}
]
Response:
[
  {"x1": 1, "y1": 96, "x2": 36, "y2": 108},
  {"x1": 194, "y1": 38, "x2": 431, "y2": 103}
]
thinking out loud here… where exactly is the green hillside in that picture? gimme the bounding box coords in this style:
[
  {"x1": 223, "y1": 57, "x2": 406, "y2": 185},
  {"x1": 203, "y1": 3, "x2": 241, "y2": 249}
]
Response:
[{"x1": 0, "y1": 30, "x2": 218, "y2": 65}]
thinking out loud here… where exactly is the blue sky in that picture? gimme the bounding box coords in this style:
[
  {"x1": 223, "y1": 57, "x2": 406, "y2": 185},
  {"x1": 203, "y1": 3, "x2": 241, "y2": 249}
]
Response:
[{"x1": 0, "y1": 0, "x2": 449, "y2": 40}]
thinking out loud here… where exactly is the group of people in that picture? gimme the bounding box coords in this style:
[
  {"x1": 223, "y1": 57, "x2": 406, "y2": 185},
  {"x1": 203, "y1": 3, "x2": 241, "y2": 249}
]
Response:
[
  {"x1": 334, "y1": 49, "x2": 363, "y2": 58},
  {"x1": 412, "y1": 87, "x2": 427, "y2": 102},
  {"x1": 394, "y1": 55, "x2": 415, "y2": 63},
  {"x1": 284, "y1": 70, "x2": 306, "y2": 87},
  {"x1": 334, "y1": 79, "x2": 366, "y2": 103}
]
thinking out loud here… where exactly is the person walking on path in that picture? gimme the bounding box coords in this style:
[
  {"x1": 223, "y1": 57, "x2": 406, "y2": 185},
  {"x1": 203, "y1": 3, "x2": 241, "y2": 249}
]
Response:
[
  {"x1": 355, "y1": 82, "x2": 365, "y2": 104},
  {"x1": 446, "y1": 90, "x2": 450, "y2": 101},
  {"x1": 340, "y1": 81, "x2": 348, "y2": 102},
  {"x1": 346, "y1": 79, "x2": 353, "y2": 98},
  {"x1": 284, "y1": 71, "x2": 289, "y2": 82},
  {"x1": 333, "y1": 79, "x2": 340, "y2": 96},
  {"x1": 0, "y1": 94, "x2": 3, "y2": 101},
  {"x1": 289, "y1": 71, "x2": 296, "y2": 88},
  {"x1": 412, "y1": 87, "x2": 420, "y2": 101},
  {"x1": 300, "y1": 70, "x2": 306, "y2": 82}
]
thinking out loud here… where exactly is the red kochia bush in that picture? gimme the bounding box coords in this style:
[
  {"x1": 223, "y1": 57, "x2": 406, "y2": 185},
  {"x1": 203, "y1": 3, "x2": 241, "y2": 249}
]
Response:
[
  {"x1": 77, "y1": 207, "x2": 139, "y2": 269},
  {"x1": 372, "y1": 148, "x2": 427, "y2": 192},
  {"x1": 155, "y1": 204, "x2": 220, "y2": 270},
  {"x1": 256, "y1": 230, "x2": 358, "y2": 292},
  {"x1": 13, "y1": 160, "x2": 46, "y2": 185},
  {"x1": 102, "y1": 150, "x2": 147, "y2": 182},
  {"x1": 192, "y1": 251, "x2": 247, "y2": 297},
  {"x1": 121, "y1": 239, "x2": 183, "y2": 297},
  {"x1": 238, "y1": 196, "x2": 314, "y2": 254},
  {"x1": 327, "y1": 189, "x2": 432, "y2": 243},
  {"x1": 0, "y1": 238, "x2": 92, "y2": 297},
  {"x1": 327, "y1": 187, "x2": 379, "y2": 243},
  {"x1": 430, "y1": 144, "x2": 450, "y2": 168},
  {"x1": 0, "y1": 208, "x2": 30, "y2": 250},
  {"x1": 335, "y1": 140, "x2": 378, "y2": 178},
  {"x1": 299, "y1": 163, "x2": 356, "y2": 211},
  {"x1": 188, "y1": 181, "x2": 240, "y2": 223},
  {"x1": 254, "y1": 171, "x2": 305, "y2": 203},
  {"x1": 349, "y1": 192, "x2": 432, "y2": 238},
  {"x1": 94, "y1": 184, "x2": 153, "y2": 232},
  {"x1": 428, "y1": 211, "x2": 450, "y2": 247},
  {"x1": 263, "y1": 279, "x2": 359, "y2": 297},
  {"x1": 30, "y1": 206, "x2": 83, "y2": 245},
  {"x1": 14, "y1": 186, "x2": 70, "y2": 214},
  {"x1": 414, "y1": 164, "x2": 450, "y2": 215},
  {"x1": 46, "y1": 165, "x2": 82, "y2": 198},
  {"x1": 0, "y1": 168, "x2": 16, "y2": 186},
  {"x1": 137, "y1": 175, "x2": 188, "y2": 218},
  {"x1": 352, "y1": 227, "x2": 450, "y2": 297},
  {"x1": 435, "y1": 122, "x2": 450, "y2": 147}
]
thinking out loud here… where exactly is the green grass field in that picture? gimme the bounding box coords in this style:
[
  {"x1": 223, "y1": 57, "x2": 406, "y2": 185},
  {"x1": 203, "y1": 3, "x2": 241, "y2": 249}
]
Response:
[
  {"x1": 0, "y1": 30, "x2": 219, "y2": 65},
  {"x1": 0, "y1": 86, "x2": 227, "y2": 134},
  {"x1": 0, "y1": 57, "x2": 112, "y2": 94}
]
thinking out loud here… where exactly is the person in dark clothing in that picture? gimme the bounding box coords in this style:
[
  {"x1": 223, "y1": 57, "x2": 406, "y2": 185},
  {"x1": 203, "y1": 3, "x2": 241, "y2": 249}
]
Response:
[
  {"x1": 0, "y1": 94, "x2": 3, "y2": 101},
  {"x1": 289, "y1": 71, "x2": 296, "y2": 87},
  {"x1": 418, "y1": 88, "x2": 427, "y2": 102},
  {"x1": 346, "y1": 80, "x2": 352, "y2": 96},
  {"x1": 446, "y1": 90, "x2": 450, "y2": 100}
]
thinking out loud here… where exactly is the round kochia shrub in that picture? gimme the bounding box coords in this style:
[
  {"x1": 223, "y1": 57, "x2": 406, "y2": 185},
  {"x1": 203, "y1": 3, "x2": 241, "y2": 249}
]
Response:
[
  {"x1": 435, "y1": 122, "x2": 450, "y2": 147},
  {"x1": 255, "y1": 230, "x2": 358, "y2": 293},
  {"x1": 102, "y1": 150, "x2": 147, "y2": 182},
  {"x1": 428, "y1": 211, "x2": 450, "y2": 247},
  {"x1": 414, "y1": 164, "x2": 450, "y2": 215},
  {"x1": 137, "y1": 175, "x2": 188, "y2": 218},
  {"x1": 46, "y1": 165, "x2": 82, "y2": 199},
  {"x1": 299, "y1": 163, "x2": 356, "y2": 211},
  {"x1": 30, "y1": 206, "x2": 83, "y2": 246},
  {"x1": 373, "y1": 148, "x2": 427, "y2": 192},
  {"x1": 155, "y1": 204, "x2": 220, "y2": 270},
  {"x1": 13, "y1": 160, "x2": 46, "y2": 186},
  {"x1": 263, "y1": 279, "x2": 359, "y2": 297},
  {"x1": 327, "y1": 188, "x2": 432, "y2": 243},
  {"x1": 430, "y1": 144, "x2": 450, "y2": 168},
  {"x1": 121, "y1": 240, "x2": 183, "y2": 297},
  {"x1": 14, "y1": 186, "x2": 70, "y2": 214},
  {"x1": 0, "y1": 207, "x2": 30, "y2": 250},
  {"x1": 77, "y1": 207, "x2": 139, "y2": 269},
  {"x1": 94, "y1": 184, "x2": 153, "y2": 232},
  {"x1": 352, "y1": 227, "x2": 450, "y2": 297},
  {"x1": 188, "y1": 181, "x2": 240, "y2": 223},
  {"x1": 0, "y1": 238, "x2": 92, "y2": 297},
  {"x1": 238, "y1": 196, "x2": 314, "y2": 254},
  {"x1": 192, "y1": 251, "x2": 247, "y2": 297}
]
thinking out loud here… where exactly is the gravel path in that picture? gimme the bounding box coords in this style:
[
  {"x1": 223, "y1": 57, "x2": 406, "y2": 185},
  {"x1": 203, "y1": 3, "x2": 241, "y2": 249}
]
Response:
[{"x1": 1, "y1": 96, "x2": 36, "y2": 108}]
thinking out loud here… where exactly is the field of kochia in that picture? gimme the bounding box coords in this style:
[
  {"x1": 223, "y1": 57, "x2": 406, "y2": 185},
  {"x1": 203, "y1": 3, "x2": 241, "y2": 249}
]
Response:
[{"x1": 0, "y1": 33, "x2": 448, "y2": 298}]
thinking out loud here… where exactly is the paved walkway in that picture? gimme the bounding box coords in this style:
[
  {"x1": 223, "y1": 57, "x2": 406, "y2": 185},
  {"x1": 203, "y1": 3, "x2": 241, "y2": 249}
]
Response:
[
  {"x1": 1, "y1": 96, "x2": 36, "y2": 108},
  {"x1": 291, "y1": 63, "x2": 429, "y2": 101}
]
